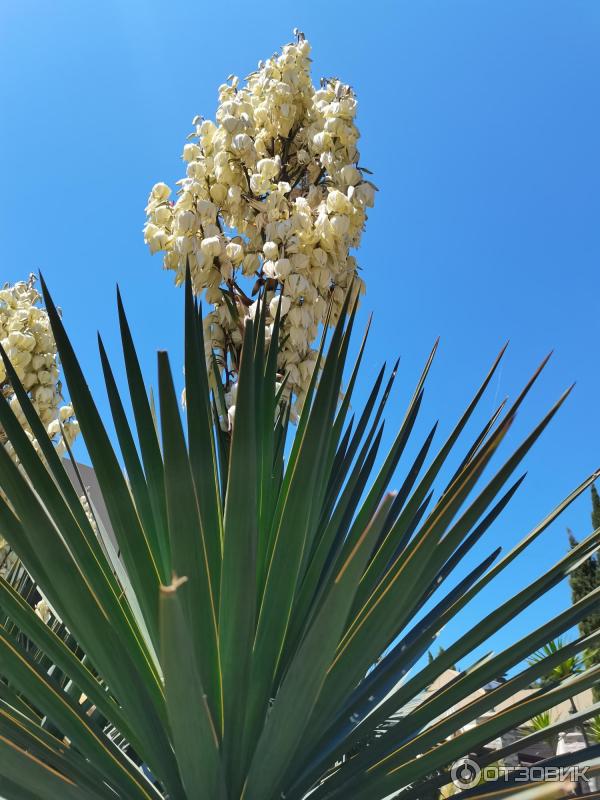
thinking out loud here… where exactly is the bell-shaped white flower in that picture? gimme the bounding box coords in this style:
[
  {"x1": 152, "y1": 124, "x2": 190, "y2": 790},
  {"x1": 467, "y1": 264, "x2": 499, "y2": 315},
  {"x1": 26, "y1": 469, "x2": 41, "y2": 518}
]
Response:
[{"x1": 269, "y1": 294, "x2": 291, "y2": 319}]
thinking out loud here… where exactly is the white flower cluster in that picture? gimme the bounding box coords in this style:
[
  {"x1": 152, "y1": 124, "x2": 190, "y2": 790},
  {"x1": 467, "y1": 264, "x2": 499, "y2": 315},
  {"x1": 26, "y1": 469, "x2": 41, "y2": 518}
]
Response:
[
  {"x1": 0, "y1": 276, "x2": 78, "y2": 458},
  {"x1": 34, "y1": 596, "x2": 52, "y2": 624},
  {"x1": 144, "y1": 33, "x2": 375, "y2": 415},
  {"x1": 0, "y1": 276, "x2": 79, "y2": 550}
]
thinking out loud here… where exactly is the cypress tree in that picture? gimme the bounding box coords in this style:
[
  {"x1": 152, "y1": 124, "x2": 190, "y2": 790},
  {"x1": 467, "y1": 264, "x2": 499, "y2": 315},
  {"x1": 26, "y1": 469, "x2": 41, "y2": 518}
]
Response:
[
  {"x1": 592, "y1": 484, "x2": 600, "y2": 532},
  {"x1": 568, "y1": 485, "x2": 600, "y2": 701},
  {"x1": 426, "y1": 645, "x2": 457, "y2": 671},
  {"x1": 568, "y1": 529, "x2": 600, "y2": 637}
]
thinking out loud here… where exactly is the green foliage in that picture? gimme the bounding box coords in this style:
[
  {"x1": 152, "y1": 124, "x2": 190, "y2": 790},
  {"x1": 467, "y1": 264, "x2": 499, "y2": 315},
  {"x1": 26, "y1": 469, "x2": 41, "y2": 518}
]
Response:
[
  {"x1": 568, "y1": 485, "x2": 600, "y2": 701},
  {"x1": 587, "y1": 714, "x2": 600, "y2": 743},
  {"x1": 427, "y1": 644, "x2": 457, "y2": 671},
  {"x1": 526, "y1": 710, "x2": 558, "y2": 751},
  {"x1": 592, "y1": 484, "x2": 600, "y2": 531},
  {"x1": 527, "y1": 638, "x2": 583, "y2": 687},
  {"x1": 0, "y1": 275, "x2": 597, "y2": 799}
]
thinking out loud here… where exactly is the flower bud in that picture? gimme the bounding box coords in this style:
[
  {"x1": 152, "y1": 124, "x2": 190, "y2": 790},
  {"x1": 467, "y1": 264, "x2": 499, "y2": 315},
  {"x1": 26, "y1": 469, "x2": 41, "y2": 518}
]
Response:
[
  {"x1": 210, "y1": 183, "x2": 228, "y2": 205},
  {"x1": 312, "y1": 131, "x2": 332, "y2": 153},
  {"x1": 35, "y1": 598, "x2": 52, "y2": 624},
  {"x1": 326, "y1": 189, "x2": 352, "y2": 215},
  {"x1": 153, "y1": 205, "x2": 172, "y2": 226},
  {"x1": 175, "y1": 210, "x2": 197, "y2": 235},
  {"x1": 174, "y1": 235, "x2": 193, "y2": 256},
  {"x1": 232, "y1": 133, "x2": 253, "y2": 153},
  {"x1": 200, "y1": 236, "x2": 222, "y2": 257},
  {"x1": 149, "y1": 182, "x2": 171, "y2": 203},
  {"x1": 274, "y1": 258, "x2": 292, "y2": 280},
  {"x1": 339, "y1": 165, "x2": 362, "y2": 186},
  {"x1": 59, "y1": 404, "x2": 74, "y2": 421},
  {"x1": 257, "y1": 157, "x2": 281, "y2": 179},
  {"x1": 226, "y1": 242, "x2": 244, "y2": 265},
  {"x1": 263, "y1": 241, "x2": 279, "y2": 260},
  {"x1": 145, "y1": 225, "x2": 171, "y2": 254},
  {"x1": 205, "y1": 285, "x2": 223, "y2": 304},
  {"x1": 183, "y1": 143, "x2": 202, "y2": 162},
  {"x1": 199, "y1": 120, "x2": 216, "y2": 137},
  {"x1": 289, "y1": 326, "x2": 309, "y2": 348},
  {"x1": 242, "y1": 252, "x2": 260, "y2": 275},
  {"x1": 196, "y1": 199, "x2": 217, "y2": 221},
  {"x1": 46, "y1": 419, "x2": 61, "y2": 437},
  {"x1": 262, "y1": 260, "x2": 277, "y2": 279},
  {"x1": 353, "y1": 182, "x2": 376, "y2": 208},
  {"x1": 34, "y1": 386, "x2": 54, "y2": 406},
  {"x1": 287, "y1": 253, "x2": 308, "y2": 272},
  {"x1": 330, "y1": 214, "x2": 350, "y2": 236},
  {"x1": 222, "y1": 116, "x2": 241, "y2": 134},
  {"x1": 249, "y1": 173, "x2": 264, "y2": 194}
]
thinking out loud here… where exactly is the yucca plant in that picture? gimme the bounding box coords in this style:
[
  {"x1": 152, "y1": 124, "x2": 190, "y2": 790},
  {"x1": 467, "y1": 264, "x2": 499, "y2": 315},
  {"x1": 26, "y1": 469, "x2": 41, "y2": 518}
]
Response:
[
  {"x1": 527, "y1": 637, "x2": 590, "y2": 752},
  {"x1": 528, "y1": 639, "x2": 584, "y2": 687},
  {"x1": 0, "y1": 272, "x2": 598, "y2": 800},
  {"x1": 526, "y1": 711, "x2": 558, "y2": 752},
  {"x1": 587, "y1": 714, "x2": 600, "y2": 743}
]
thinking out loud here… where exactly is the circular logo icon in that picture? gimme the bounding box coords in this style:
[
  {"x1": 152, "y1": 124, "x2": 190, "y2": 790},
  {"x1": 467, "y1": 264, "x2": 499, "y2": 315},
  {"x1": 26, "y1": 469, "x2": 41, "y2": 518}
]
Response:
[{"x1": 451, "y1": 758, "x2": 481, "y2": 789}]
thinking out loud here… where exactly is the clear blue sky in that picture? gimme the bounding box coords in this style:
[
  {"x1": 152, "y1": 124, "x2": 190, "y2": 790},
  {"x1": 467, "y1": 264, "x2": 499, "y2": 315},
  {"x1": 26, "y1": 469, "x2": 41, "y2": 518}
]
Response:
[{"x1": 1, "y1": 1, "x2": 599, "y2": 667}]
